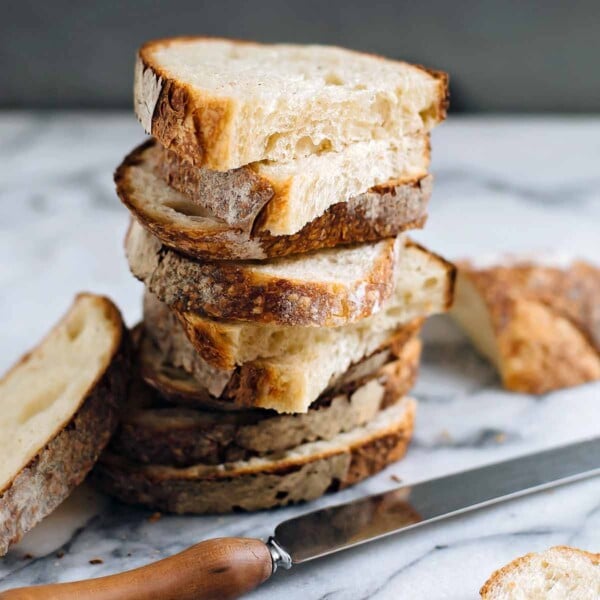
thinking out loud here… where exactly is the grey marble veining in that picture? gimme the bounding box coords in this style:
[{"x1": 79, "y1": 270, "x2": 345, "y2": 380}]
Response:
[{"x1": 0, "y1": 114, "x2": 599, "y2": 599}]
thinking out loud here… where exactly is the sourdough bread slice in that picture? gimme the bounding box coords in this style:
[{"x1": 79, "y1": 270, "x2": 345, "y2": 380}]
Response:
[
  {"x1": 116, "y1": 140, "x2": 431, "y2": 260},
  {"x1": 95, "y1": 399, "x2": 416, "y2": 513},
  {"x1": 480, "y1": 546, "x2": 600, "y2": 599},
  {"x1": 112, "y1": 337, "x2": 420, "y2": 466},
  {"x1": 135, "y1": 37, "x2": 448, "y2": 170},
  {"x1": 138, "y1": 326, "x2": 418, "y2": 410},
  {"x1": 452, "y1": 261, "x2": 600, "y2": 393},
  {"x1": 127, "y1": 219, "x2": 402, "y2": 326},
  {"x1": 154, "y1": 135, "x2": 429, "y2": 235},
  {"x1": 0, "y1": 294, "x2": 129, "y2": 556}
]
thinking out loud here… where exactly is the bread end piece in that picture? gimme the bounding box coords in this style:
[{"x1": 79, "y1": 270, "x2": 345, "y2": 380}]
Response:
[
  {"x1": 452, "y1": 262, "x2": 600, "y2": 394},
  {"x1": 480, "y1": 546, "x2": 600, "y2": 599},
  {"x1": 0, "y1": 294, "x2": 130, "y2": 555}
]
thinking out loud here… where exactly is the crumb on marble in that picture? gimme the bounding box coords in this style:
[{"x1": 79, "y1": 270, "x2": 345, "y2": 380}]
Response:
[
  {"x1": 89, "y1": 558, "x2": 104, "y2": 565},
  {"x1": 22, "y1": 553, "x2": 33, "y2": 560},
  {"x1": 148, "y1": 512, "x2": 162, "y2": 523},
  {"x1": 56, "y1": 551, "x2": 65, "y2": 559},
  {"x1": 495, "y1": 432, "x2": 507, "y2": 443},
  {"x1": 390, "y1": 474, "x2": 403, "y2": 483}
]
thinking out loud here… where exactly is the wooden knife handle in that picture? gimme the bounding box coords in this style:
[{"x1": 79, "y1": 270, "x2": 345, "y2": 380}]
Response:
[{"x1": 0, "y1": 537, "x2": 273, "y2": 600}]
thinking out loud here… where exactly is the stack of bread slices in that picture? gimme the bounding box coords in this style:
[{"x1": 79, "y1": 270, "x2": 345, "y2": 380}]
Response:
[{"x1": 95, "y1": 37, "x2": 455, "y2": 513}]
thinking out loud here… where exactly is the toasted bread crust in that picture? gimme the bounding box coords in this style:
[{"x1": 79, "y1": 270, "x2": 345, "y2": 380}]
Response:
[
  {"x1": 115, "y1": 140, "x2": 431, "y2": 261},
  {"x1": 0, "y1": 296, "x2": 130, "y2": 555},
  {"x1": 112, "y1": 337, "x2": 420, "y2": 467},
  {"x1": 461, "y1": 262, "x2": 600, "y2": 393},
  {"x1": 135, "y1": 37, "x2": 448, "y2": 170},
  {"x1": 126, "y1": 221, "x2": 399, "y2": 327},
  {"x1": 94, "y1": 399, "x2": 415, "y2": 513},
  {"x1": 479, "y1": 545, "x2": 600, "y2": 598}
]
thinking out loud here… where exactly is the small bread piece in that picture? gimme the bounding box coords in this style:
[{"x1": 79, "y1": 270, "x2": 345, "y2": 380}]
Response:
[
  {"x1": 116, "y1": 140, "x2": 431, "y2": 260},
  {"x1": 95, "y1": 399, "x2": 416, "y2": 513},
  {"x1": 127, "y1": 219, "x2": 402, "y2": 327},
  {"x1": 452, "y1": 261, "x2": 600, "y2": 393},
  {"x1": 135, "y1": 37, "x2": 448, "y2": 170},
  {"x1": 156, "y1": 136, "x2": 430, "y2": 236},
  {"x1": 112, "y1": 337, "x2": 421, "y2": 466},
  {"x1": 0, "y1": 294, "x2": 129, "y2": 556},
  {"x1": 480, "y1": 546, "x2": 600, "y2": 599}
]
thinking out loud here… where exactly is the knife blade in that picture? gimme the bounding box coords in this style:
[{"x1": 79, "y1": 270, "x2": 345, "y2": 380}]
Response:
[{"x1": 2, "y1": 437, "x2": 599, "y2": 600}]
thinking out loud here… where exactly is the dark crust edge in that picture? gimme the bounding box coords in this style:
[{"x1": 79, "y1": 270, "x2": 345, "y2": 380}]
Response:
[
  {"x1": 93, "y1": 402, "x2": 415, "y2": 514},
  {"x1": 128, "y1": 223, "x2": 398, "y2": 327},
  {"x1": 0, "y1": 313, "x2": 131, "y2": 556}
]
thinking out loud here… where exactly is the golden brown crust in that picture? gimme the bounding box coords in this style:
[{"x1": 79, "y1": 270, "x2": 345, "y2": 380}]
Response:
[
  {"x1": 479, "y1": 545, "x2": 600, "y2": 598},
  {"x1": 462, "y1": 262, "x2": 600, "y2": 394},
  {"x1": 93, "y1": 400, "x2": 415, "y2": 514},
  {"x1": 115, "y1": 140, "x2": 431, "y2": 261},
  {"x1": 0, "y1": 296, "x2": 131, "y2": 555},
  {"x1": 126, "y1": 221, "x2": 399, "y2": 327}
]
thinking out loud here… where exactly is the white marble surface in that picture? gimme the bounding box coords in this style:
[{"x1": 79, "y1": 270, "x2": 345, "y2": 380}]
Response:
[{"x1": 0, "y1": 114, "x2": 599, "y2": 598}]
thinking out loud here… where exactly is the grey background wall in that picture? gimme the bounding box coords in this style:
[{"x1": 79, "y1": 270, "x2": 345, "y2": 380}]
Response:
[{"x1": 2, "y1": 0, "x2": 599, "y2": 111}]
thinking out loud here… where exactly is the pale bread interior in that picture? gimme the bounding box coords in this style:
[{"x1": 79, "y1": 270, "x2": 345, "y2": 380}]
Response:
[
  {"x1": 451, "y1": 271, "x2": 502, "y2": 369},
  {"x1": 482, "y1": 546, "x2": 600, "y2": 600},
  {"x1": 0, "y1": 296, "x2": 121, "y2": 493},
  {"x1": 238, "y1": 236, "x2": 401, "y2": 283},
  {"x1": 253, "y1": 136, "x2": 429, "y2": 234},
  {"x1": 138, "y1": 39, "x2": 444, "y2": 168},
  {"x1": 127, "y1": 217, "x2": 400, "y2": 286}
]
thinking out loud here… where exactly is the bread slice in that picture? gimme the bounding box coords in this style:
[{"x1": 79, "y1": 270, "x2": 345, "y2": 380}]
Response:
[
  {"x1": 138, "y1": 326, "x2": 417, "y2": 410},
  {"x1": 112, "y1": 337, "x2": 420, "y2": 466},
  {"x1": 452, "y1": 261, "x2": 600, "y2": 394},
  {"x1": 127, "y1": 219, "x2": 402, "y2": 327},
  {"x1": 480, "y1": 546, "x2": 600, "y2": 599},
  {"x1": 94, "y1": 398, "x2": 416, "y2": 513},
  {"x1": 135, "y1": 37, "x2": 448, "y2": 170},
  {"x1": 157, "y1": 138, "x2": 429, "y2": 236},
  {"x1": 0, "y1": 294, "x2": 129, "y2": 556},
  {"x1": 116, "y1": 140, "x2": 431, "y2": 260}
]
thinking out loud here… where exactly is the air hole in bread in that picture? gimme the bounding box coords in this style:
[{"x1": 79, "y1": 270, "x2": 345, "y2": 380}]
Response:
[
  {"x1": 324, "y1": 73, "x2": 344, "y2": 86},
  {"x1": 164, "y1": 199, "x2": 213, "y2": 218},
  {"x1": 419, "y1": 104, "x2": 438, "y2": 127},
  {"x1": 66, "y1": 315, "x2": 85, "y2": 341},
  {"x1": 18, "y1": 381, "x2": 68, "y2": 425}
]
